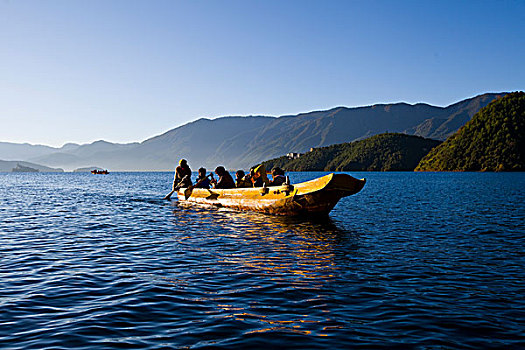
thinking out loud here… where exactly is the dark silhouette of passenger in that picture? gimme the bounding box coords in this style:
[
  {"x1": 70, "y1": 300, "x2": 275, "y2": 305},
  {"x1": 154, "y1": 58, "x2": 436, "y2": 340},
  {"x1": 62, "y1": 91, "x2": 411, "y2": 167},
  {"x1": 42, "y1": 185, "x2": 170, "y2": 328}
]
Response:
[
  {"x1": 173, "y1": 159, "x2": 192, "y2": 189},
  {"x1": 251, "y1": 164, "x2": 269, "y2": 187},
  {"x1": 164, "y1": 158, "x2": 193, "y2": 200},
  {"x1": 235, "y1": 170, "x2": 252, "y2": 188},
  {"x1": 195, "y1": 167, "x2": 211, "y2": 189},
  {"x1": 211, "y1": 166, "x2": 235, "y2": 189},
  {"x1": 269, "y1": 167, "x2": 286, "y2": 186}
]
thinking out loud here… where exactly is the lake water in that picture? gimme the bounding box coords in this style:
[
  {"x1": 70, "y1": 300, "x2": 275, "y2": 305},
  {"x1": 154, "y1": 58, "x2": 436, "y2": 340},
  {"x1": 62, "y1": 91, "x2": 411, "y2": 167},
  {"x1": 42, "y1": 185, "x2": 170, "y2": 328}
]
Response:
[{"x1": 0, "y1": 171, "x2": 524, "y2": 349}]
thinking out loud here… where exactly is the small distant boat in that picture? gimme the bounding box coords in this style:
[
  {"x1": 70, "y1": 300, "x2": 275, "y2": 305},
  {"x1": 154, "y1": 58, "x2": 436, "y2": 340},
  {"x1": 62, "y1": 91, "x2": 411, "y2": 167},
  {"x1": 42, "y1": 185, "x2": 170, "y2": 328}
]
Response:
[
  {"x1": 91, "y1": 169, "x2": 109, "y2": 175},
  {"x1": 177, "y1": 173, "x2": 365, "y2": 216}
]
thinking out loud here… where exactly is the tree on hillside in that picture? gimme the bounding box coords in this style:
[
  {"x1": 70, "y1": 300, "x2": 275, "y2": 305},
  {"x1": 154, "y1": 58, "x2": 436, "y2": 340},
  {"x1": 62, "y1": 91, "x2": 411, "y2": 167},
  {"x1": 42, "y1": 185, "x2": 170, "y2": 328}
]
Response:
[
  {"x1": 416, "y1": 91, "x2": 525, "y2": 171},
  {"x1": 262, "y1": 133, "x2": 441, "y2": 171}
]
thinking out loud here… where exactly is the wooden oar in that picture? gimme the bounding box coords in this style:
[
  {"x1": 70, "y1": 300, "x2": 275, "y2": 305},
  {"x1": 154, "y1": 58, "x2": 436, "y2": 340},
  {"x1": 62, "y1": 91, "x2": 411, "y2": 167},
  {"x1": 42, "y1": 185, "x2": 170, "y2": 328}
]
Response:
[
  {"x1": 184, "y1": 173, "x2": 213, "y2": 200},
  {"x1": 163, "y1": 175, "x2": 189, "y2": 200}
]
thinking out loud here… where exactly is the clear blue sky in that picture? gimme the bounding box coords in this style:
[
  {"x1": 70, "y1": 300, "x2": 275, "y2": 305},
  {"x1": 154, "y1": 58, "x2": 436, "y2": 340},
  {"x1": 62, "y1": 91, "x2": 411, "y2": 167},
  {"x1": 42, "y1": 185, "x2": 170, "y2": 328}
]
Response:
[{"x1": 1, "y1": 0, "x2": 523, "y2": 147}]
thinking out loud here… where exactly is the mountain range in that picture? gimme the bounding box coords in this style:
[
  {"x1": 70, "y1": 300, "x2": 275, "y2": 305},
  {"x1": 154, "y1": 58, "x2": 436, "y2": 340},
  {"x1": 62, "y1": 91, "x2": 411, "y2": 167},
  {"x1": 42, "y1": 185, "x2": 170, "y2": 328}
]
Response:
[{"x1": 0, "y1": 92, "x2": 506, "y2": 171}]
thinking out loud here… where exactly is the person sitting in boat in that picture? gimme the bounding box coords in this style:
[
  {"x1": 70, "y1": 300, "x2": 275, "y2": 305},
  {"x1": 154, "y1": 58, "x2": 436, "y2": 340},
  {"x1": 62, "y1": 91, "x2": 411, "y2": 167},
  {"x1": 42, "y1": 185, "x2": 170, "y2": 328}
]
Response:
[
  {"x1": 269, "y1": 167, "x2": 286, "y2": 186},
  {"x1": 235, "y1": 170, "x2": 252, "y2": 188},
  {"x1": 211, "y1": 166, "x2": 235, "y2": 189},
  {"x1": 194, "y1": 167, "x2": 211, "y2": 189},
  {"x1": 251, "y1": 164, "x2": 270, "y2": 187},
  {"x1": 244, "y1": 167, "x2": 255, "y2": 186},
  {"x1": 173, "y1": 159, "x2": 192, "y2": 189}
]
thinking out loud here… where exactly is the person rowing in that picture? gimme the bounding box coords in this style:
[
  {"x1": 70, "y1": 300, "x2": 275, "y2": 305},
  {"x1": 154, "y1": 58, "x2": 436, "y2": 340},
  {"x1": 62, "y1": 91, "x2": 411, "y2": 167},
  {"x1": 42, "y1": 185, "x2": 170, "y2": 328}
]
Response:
[
  {"x1": 164, "y1": 159, "x2": 192, "y2": 200},
  {"x1": 181, "y1": 168, "x2": 215, "y2": 199},
  {"x1": 194, "y1": 167, "x2": 211, "y2": 189}
]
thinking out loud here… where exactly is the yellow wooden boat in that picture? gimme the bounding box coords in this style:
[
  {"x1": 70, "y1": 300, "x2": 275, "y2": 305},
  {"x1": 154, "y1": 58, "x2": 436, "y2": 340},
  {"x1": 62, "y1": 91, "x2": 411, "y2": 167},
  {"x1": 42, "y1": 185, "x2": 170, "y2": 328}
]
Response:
[{"x1": 176, "y1": 173, "x2": 365, "y2": 216}]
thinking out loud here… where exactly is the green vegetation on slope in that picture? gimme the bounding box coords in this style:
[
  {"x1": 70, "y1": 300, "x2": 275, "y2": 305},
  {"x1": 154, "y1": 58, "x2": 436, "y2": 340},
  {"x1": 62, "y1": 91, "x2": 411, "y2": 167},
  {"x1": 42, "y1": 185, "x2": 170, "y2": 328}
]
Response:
[
  {"x1": 262, "y1": 133, "x2": 441, "y2": 171},
  {"x1": 416, "y1": 91, "x2": 525, "y2": 172}
]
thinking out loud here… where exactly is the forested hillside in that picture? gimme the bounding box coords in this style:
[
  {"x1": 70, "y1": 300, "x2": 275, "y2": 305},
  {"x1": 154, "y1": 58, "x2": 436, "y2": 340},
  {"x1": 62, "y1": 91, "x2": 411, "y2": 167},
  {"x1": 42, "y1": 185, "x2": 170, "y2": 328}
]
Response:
[
  {"x1": 263, "y1": 133, "x2": 441, "y2": 171},
  {"x1": 416, "y1": 92, "x2": 525, "y2": 171}
]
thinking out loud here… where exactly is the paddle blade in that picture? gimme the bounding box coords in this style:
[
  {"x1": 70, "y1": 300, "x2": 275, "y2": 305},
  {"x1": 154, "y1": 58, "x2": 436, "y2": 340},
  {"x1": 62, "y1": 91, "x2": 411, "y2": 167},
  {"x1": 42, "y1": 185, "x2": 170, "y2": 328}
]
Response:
[
  {"x1": 184, "y1": 187, "x2": 193, "y2": 200},
  {"x1": 163, "y1": 190, "x2": 175, "y2": 200}
]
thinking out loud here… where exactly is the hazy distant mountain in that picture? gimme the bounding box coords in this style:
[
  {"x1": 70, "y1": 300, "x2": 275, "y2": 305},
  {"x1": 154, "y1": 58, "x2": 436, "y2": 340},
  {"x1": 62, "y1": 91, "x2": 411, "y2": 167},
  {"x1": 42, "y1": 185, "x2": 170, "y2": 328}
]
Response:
[
  {"x1": 0, "y1": 92, "x2": 506, "y2": 171},
  {"x1": 29, "y1": 140, "x2": 140, "y2": 169},
  {"x1": 0, "y1": 142, "x2": 58, "y2": 161},
  {"x1": 60, "y1": 143, "x2": 81, "y2": 152},
  {"x1": 0, "y1": 160, "x2": 64, "y2": 172},
  {"x1": 0, "y1": 142, "x2": 81, "y2": 164}
]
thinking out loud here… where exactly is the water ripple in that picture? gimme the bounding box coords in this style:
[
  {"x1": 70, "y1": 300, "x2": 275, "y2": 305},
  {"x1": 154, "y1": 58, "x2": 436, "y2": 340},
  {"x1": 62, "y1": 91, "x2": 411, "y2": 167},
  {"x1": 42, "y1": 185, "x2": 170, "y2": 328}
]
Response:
[{"x1": 0, "y1": 172, "x2": 524, "y2": 348}]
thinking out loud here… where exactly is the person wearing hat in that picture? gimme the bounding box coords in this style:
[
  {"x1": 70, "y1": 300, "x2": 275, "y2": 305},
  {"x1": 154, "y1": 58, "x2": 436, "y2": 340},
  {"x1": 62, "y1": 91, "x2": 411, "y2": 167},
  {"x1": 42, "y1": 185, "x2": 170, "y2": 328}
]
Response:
[{"x1": 251, "y1": 164, "x2": 270, "y2": 187}]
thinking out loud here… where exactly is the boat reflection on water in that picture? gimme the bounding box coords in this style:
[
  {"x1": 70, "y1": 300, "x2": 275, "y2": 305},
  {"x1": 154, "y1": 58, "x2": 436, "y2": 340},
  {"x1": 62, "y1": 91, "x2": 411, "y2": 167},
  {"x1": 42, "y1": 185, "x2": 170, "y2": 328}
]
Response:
[
  {"x1": 220, "y1": 209, "x2": 361, "y2": 280},
  {"x1": 171, "y1": 203, "x2": 361, "y2": 281},
  {"x1": 167, "y1": 203, "x2": 363, "y2": 337},
  {"x1": 216, "y1": 207, "x2": 357, "y2": 243}
]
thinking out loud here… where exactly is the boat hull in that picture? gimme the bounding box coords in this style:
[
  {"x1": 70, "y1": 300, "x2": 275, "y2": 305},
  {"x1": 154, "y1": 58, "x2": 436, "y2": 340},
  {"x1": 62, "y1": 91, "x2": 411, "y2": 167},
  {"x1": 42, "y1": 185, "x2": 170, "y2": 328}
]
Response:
[{"x1": 176, "y1": 173, "x2": 365, "y2": 216}]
